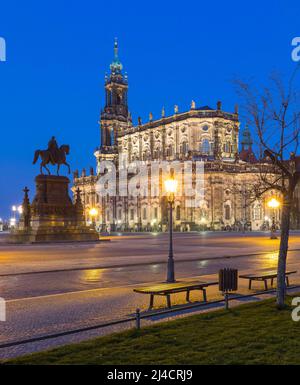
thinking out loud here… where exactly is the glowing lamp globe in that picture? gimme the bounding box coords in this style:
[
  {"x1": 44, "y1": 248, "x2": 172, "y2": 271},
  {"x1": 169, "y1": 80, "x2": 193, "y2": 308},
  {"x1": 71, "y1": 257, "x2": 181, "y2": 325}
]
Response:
[
  {"x1": 89, "y1": 208, "x2": 98, "y2": 217},
  {"x1": 165, "y1": 179, "x2": 178, "y2": 194},
  {"x1": 267, "y1": 198, "x2": 280, "y2": 209}
]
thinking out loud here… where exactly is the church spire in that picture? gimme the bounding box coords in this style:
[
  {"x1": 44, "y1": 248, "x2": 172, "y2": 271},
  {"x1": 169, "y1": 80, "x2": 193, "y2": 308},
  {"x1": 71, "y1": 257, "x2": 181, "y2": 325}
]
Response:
[
  {"x1": 241, "y1": 124, "x2": 253, "y2": 150},
  {"x1": 100, "y1": 39, "x2": 130, "y2": 147},
  {"x1": 114, "y1": 37, "x2": 118, "y2": 60},
  {"x1": 239, "y1": 124, "x2": 257, "y2": 163},
  {"x1": 110, "y1": 37, "x2": 123, "y2": 75}
]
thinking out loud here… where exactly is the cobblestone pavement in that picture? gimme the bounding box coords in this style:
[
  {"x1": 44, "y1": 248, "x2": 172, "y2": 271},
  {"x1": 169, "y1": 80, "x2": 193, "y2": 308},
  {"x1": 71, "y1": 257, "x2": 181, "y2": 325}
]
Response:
[{"x1": 0, "y1": 232, "x2": 300, "y2": 360}]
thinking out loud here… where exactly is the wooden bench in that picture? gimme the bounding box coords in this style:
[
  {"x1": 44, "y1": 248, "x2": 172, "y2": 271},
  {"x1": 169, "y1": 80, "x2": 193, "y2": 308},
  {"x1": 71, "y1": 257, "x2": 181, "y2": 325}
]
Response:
[
  {"x1": 239, "y1": 270, "x2": 297, "y2": 291},
  {"x1": 134, "y1": 280, "x2": 218, "y2": 310}
]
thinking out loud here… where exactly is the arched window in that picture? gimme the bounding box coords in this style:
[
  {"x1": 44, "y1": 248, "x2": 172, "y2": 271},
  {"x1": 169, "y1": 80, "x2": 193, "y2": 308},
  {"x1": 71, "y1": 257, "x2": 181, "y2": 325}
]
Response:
[
  {"x1": 224, "y1": 141, "x2": 231, "y2": 153},
  {"x1": 176, "y1": 206, "x2": 181, "y2": 220},
  {"x1": 181, "y1": 142, "x2": 188, "y2": 154},
  {"x1": 154, "y1": 148, "x2": 160, "y2": 160},
  {"x1": 130, "y1": 209, "x2": 134, "y2": 220},
  {"x1": 202, "y1": 139, "x2": 210, "y2": 154},
  {"x1": 253, "y1": 204, "x2": 262, "y2": 220},
  {"x1": 167, "y1": 145, "x2": 173, "y2": 157},
  {"x1": 110, "y1": 130, "x2": 115, "y2": 146},
  {"x1": 224, "y1": 204, "x2": 231, "y2": 220},
  {"x1": 143, "y1": 207, "x2": 147, "y2": 220}
]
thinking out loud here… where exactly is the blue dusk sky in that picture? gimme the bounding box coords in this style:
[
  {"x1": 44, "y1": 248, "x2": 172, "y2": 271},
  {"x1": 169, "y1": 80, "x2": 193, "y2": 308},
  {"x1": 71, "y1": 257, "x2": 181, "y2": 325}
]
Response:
[{"x1": 0, "y1": 0, "x2": 300, "y2": 219}]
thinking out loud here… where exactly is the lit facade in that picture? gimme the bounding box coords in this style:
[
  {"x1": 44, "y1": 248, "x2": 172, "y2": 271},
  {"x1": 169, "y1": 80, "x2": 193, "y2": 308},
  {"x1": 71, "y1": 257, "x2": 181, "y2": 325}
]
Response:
[{"x1": 73, "y1": 41, "x2": 282, "y2": 232}]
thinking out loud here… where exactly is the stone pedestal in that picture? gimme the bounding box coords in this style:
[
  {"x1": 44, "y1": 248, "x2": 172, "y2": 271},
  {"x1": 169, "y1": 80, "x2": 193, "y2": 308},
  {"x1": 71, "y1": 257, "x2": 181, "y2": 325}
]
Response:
[{"x1": 10, "y1": 175, "x2": 99, "y2": 243}]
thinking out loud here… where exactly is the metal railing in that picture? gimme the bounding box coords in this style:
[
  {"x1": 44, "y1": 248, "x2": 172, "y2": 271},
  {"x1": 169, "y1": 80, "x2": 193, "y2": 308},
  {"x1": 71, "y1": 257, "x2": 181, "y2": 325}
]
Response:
[{"x1": 1, "y1": 285, "x2": 299, "y2": 350}]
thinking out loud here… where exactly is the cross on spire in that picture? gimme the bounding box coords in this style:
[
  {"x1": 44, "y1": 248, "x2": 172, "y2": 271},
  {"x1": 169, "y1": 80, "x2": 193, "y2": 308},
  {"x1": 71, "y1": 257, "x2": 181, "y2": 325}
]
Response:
[{"x1": 114, "y1": 37, "x2": 118, "y2": 59}]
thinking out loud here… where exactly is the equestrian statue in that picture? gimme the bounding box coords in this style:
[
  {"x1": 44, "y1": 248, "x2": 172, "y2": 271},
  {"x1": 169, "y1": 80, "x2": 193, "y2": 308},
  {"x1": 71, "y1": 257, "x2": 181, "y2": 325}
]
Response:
[{"x1": 33, "y1": 136, "x2": 71, "y2": 175}]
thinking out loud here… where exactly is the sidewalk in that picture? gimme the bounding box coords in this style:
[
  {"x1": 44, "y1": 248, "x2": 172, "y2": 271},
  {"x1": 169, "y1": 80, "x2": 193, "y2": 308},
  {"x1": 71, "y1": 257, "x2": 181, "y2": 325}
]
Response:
[{"x1": 1, "y1": 269, "x2": 299, "y2": 360}]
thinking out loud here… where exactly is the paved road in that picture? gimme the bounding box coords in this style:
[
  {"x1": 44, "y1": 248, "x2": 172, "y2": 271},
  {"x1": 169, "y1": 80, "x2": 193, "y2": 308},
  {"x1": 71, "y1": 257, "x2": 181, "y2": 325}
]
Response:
[
  {"x1": 0, "y1": 232, "x2": 300, "y2": 360},
  {"x1": 1, "y1": 231, "x2": 300, "y2": 275}
]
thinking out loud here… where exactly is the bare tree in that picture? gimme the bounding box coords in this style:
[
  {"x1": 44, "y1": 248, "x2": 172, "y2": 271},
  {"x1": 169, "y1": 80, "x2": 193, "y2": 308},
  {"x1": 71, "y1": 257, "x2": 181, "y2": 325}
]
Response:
[{"x1": 235, "y1": 69, "x2": 300, "y2": 308}]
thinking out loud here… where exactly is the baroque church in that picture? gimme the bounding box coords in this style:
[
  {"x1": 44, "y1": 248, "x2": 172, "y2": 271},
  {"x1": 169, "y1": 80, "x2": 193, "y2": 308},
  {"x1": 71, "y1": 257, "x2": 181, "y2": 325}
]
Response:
[{"x1": 73, "y1": 40, "x2": 286, "y2": 232}]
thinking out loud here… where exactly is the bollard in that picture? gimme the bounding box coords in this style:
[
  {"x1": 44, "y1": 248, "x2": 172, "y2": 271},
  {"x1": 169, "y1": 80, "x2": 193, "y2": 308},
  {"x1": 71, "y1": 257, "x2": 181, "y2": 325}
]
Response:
[
  {"x1": 224, "y1": 293, "x2": 229, "y2": 310},
  {"x1": 135, "y1": 308, "x2": 141, "y2": 330}
]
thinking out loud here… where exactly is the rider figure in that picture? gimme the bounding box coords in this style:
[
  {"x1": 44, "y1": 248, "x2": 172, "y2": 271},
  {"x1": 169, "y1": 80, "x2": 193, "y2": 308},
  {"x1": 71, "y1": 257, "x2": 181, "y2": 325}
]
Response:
[{"x1": 48, "y1": 136, "x2": 58, "y2": 164}]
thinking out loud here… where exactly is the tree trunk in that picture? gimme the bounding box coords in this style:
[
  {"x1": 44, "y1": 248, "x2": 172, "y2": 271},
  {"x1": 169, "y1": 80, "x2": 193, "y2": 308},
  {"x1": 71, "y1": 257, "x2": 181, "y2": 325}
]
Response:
[{"x1": 277, "y1": 194, "x2": 291, "y2": 309}]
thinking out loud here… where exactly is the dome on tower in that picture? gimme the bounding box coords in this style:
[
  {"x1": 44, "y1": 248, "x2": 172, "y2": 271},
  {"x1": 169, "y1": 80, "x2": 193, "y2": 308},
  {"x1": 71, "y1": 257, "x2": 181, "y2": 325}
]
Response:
[
  {"x1": 239, "y1": 124, "x2": 257, "y2": 163},
  {"x1": 110, "y1": 38, "x2": 123, "y2": 74}
]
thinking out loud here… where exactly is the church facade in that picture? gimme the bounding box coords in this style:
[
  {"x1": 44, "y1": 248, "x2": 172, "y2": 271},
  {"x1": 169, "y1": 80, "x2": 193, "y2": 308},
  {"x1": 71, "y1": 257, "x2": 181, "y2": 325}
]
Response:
[{"x1": 73, "y1": 41, "x2": 283, "y2": 232}]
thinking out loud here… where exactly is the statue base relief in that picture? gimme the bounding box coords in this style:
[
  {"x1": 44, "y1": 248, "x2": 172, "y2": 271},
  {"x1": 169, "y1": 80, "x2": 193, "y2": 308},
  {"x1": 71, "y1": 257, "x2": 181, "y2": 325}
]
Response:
[{"x1": 9, "y1": 175, "x2": 99, "y2": 243}]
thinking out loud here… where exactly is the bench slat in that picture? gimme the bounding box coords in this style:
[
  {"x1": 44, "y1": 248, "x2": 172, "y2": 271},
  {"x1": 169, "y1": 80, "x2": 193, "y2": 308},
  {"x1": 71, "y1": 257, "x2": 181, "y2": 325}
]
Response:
[
  {"x1": 239, "y1": 270, "x2": 297, "y2": 280},
  {"x1": 134, "y1": 280, "x2": 218, "y2": 294}
]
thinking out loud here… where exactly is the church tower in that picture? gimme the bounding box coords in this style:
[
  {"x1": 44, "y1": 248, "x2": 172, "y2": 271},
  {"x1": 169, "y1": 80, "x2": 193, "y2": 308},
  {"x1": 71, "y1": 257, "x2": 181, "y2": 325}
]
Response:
[
  {"x1": 239, "y1": 124, "x2": 257, "y2": 163},
  {"x1": 240, "y1": 124, "x2": 253, "y2": 151},
  {"x1": 100, "y1": 38, "x2": 131, "y2": 148}
]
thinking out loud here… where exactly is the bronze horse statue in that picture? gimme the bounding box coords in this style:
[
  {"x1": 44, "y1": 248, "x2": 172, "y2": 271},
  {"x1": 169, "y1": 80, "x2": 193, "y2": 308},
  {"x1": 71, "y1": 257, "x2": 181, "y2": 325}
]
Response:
[{"x1": 33, "y1": 144, "x2": 71, "y2": 175}]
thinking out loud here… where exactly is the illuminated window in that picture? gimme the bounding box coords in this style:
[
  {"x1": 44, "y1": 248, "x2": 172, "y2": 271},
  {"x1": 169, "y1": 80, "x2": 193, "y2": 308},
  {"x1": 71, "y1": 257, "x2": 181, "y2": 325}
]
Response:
[{"x1": 253, "y1": 204, "x2": 262, "y2": 220}]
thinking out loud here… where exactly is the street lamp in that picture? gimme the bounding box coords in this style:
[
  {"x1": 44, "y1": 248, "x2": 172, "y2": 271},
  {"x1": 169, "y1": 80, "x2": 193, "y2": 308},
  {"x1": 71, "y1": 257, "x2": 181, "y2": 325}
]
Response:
[
  {"x1": 12, "y1": 205, "x2": 17, "y2": 220},
  {"x1": 200, "y1": 216, "x2": 207, "y2": 231},
  {"x1": 10, "y1": 217, "x2": 16, "y2": 228},
  {"x1": 267, "y1": 198, "x2": 280, "y2": 239},
  {"x1": 164, "y1": 176, "x2": 178, "y2": 283},
  {"x1": 89, "y1": 207, "x2": 98, "y2": 227}
]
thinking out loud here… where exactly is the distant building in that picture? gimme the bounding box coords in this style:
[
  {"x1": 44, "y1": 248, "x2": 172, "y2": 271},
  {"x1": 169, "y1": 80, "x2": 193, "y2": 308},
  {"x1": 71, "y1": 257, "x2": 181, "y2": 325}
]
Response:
[{"x1": 73, "y1": 41, "x2": 284, "y2": 232}]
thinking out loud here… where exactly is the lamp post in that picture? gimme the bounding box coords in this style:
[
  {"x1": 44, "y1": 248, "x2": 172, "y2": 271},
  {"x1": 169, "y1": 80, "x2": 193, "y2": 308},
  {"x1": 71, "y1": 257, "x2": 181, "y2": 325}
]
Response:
[
  {"x1": 200, "y1": 216, "x2": 207, "y2": 231},
  {"x1": 267, "y1": 198, "x2": 280, "y2": 239},
  {"x1": 165, "y1": 176, "x2": 178, "y2": 283},
  {"x1": 12, "y1": 205, "x2": 17, "y2": 220},
  {"x1": 89, "y1": 207, "x2": 98, "y2": 228}
]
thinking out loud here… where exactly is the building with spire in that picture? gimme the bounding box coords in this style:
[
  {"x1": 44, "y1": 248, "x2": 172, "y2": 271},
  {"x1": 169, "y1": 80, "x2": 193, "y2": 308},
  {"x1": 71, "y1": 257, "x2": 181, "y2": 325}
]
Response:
[
  {"x1": 100, "y1": 38, "x2": 131, "y2": 152},
  {"x1": 73, "y1": 41, "x2": 282, "y2": 232},
  {"x1": 239, "y1": 124, "x2": 257, "y2": 163}
]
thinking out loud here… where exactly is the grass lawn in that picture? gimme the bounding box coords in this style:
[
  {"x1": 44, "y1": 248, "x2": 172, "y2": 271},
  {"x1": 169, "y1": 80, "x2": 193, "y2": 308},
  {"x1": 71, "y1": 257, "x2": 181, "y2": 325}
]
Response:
[{"x1": 5, "y1": 295, "x2": 300, "y2": 365}]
